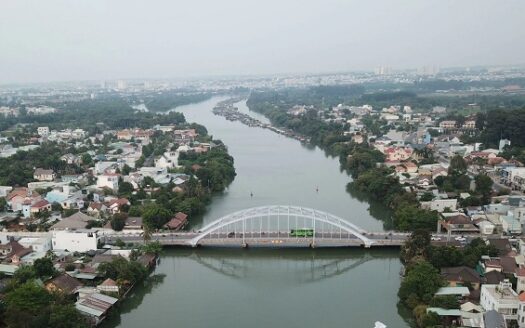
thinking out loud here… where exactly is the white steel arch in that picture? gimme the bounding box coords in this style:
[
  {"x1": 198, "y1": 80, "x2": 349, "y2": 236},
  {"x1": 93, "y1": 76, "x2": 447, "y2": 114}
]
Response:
[{"x1": 188, "y1": 205, "x2": 374, "y2": 247}]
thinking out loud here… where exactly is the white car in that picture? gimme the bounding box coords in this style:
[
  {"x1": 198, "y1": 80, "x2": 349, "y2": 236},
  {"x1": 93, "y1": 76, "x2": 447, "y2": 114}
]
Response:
[
  {"x1": 431, "y1": 236, "x2": 441, "y2": 241},
  {"x1": 455, "y1": 236, "x2": 467, "y2": 242}
]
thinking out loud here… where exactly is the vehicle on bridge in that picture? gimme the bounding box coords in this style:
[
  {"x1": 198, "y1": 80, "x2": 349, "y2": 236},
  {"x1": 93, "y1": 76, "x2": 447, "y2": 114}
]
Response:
[{"x1": 290, "y1": 229, "x2": 314, "y2": 237}]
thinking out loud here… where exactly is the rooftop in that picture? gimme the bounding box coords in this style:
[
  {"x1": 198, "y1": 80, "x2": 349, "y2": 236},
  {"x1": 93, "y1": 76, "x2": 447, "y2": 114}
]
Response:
[{"x1": 435, "y1": 287, "x2": 470, "y2": 296}]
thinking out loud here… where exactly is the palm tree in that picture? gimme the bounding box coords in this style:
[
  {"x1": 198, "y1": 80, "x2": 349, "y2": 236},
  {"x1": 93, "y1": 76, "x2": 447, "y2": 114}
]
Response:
[{"x1": 143, "y1": 223, "x2": 152, "y2": 243}]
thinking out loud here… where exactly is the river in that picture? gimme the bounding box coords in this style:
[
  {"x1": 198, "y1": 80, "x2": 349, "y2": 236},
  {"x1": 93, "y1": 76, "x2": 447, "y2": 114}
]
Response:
[{"x1": 103, "y1": 97, "x2": 411, "y2": 328}]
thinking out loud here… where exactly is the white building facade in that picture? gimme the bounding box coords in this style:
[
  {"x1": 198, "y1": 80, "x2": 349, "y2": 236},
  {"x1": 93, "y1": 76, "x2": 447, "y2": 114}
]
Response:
[{"x1": 52, "y1": 230, "x2": 99, "y2": 252}]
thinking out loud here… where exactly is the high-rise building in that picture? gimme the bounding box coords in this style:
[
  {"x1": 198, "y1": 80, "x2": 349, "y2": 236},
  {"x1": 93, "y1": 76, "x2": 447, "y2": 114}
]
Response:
[
  {"x1": 374, "y1": 66, "x2": 392, "y2": 75},
  {"x1": 117, "y1": 80, "x2": 127, "y2": 90}
]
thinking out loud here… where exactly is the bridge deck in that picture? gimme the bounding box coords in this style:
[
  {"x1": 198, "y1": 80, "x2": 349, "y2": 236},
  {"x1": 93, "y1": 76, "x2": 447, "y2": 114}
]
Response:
[{"x1": 103, "y1": 231, "x2": 408, "y2": 248}]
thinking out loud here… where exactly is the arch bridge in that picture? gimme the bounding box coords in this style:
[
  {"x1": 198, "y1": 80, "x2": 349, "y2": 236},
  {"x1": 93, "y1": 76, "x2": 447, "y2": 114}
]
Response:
[{"x1": 188, "y1": 205, "x2": 384, "y2": 248}]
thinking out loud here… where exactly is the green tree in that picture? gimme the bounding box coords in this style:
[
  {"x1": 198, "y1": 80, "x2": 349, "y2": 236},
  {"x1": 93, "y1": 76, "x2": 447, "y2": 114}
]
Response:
[
  {"x1": 448, "y1": 155, "x2": 467, "y2": 176},
  {"x1": 4, "y1": 282, "x2": 53, "y2": 327},
  {"x1": 114, "y1": 238, "x2": 126, "y2": 248},
  {"x1": 0, "y1": 197, "x2": 7, "y2": 211},
  {"x1": 142, "y1": 204, "x2": 172, "y2": 229},
  {"x1": 48, "y1": 304, "x2": 88, "y2": 328},
  {"x1": 398, "y1": 261, "x2": 444, "y2": 308},
  {"x1": 345, "y1": 148, "x2": 385, "y2": 178},
  {"x1": 97, "y1": 257, "x2": 147, "y2": 285},
  {"x1": 430, "y1": 295, "x2": 459, "y2": 309},
  {"x1": 81, "y1": 153, "x2": 92, "y2": 166},
  {"x1": 110, "y1": 213, "x2": 127, "y2": 231},
  {"x1": 128, "y1": 205, "x2": 143, "y2": 217},
  {"x1": 427, "y1": 246, "x2": 463, "y2": 269},
  {"x1": 475, "y1": 174, "x2": 493, "y2": 198},
  {"x1": 141, "y1": 241, "x2": 163, "y2": 256},
  {"x1": 118, "y1": 181, "x2": 134, "y2": 196},
  {"x1": 122, "y1": 164, "x2": 132, "y2": 175},
  {"x1": 394, "y1": 206, "x2": 439, "y2": 231},
  {"x1": 400, "y1": 230, "x2": 431, "y2": 264},
  {"x1": 421, "y1": 311, "x2": 441, "y2": 327},
  {"x1": 33, "y1": 258, "x2": 56, "y2": 279},
  {"x1": 12, "y1": 265, "x2": 36, "y2": 285},
  {"x1": 420, "y1": 192, "x2": 434, "y2": 202}
]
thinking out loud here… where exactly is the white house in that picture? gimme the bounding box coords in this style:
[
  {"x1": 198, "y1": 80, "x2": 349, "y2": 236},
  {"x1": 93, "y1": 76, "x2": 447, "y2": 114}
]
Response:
[
  {"x1": 37, "y1": 127, "x2": 50, "y2": 136},
  {"x1": 33, "y1": 168, "x2": 56, "y2": 181},
  {"x1": 60, "y1": 153, "x2": 80, "y2": 165},
  {"x1": 480, "y1": 280, "x2": 519, "y2": 321},
  {"x1": 154, "y1": 151, "x2": 180, "y2": 169},
  {"x1": 52, "y1": 230, "x2": 99, "y2": 252},
  {"x1": 94, "y1": 161, "x2": 120, "y2": 175},
  {"x1": 61, "y1": 194, "x2": 85, "y2": 210},
  {"x1": 97, "y1": 278, "x2": 119, "y2": 294},
  {"x1": 0, "y1": 186, "x2": 13, "y2": 197},
  {"x1": 420, "y1": 199, "x2": 458, "y2": 213},
  {"x1": 96, "y1": 174, "x2": 119, "y2": 191},
  {"x1": 18, "y1": 237, "x2": 52, "y2": 253},
  {"x1": 478, "y1": 220, "x2": 496, "y2": 235}
]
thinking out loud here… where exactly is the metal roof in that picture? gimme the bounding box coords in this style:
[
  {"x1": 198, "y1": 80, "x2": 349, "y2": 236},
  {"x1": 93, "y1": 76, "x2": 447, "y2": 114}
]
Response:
[{"x1": 436, "y1": 286, "x2": 470, "y2": 296}]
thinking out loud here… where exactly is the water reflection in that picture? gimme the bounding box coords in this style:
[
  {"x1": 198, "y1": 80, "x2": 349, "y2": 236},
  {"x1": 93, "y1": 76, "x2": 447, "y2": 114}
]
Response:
[{"x1": 177, "y1": 248, "x2": 398, "y2": 285}]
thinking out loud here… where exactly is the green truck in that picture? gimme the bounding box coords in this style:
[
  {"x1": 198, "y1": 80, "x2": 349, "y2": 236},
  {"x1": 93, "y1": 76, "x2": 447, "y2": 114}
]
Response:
[{"x1": 290, "y1": 229, "x2": 314, "y2": 237}]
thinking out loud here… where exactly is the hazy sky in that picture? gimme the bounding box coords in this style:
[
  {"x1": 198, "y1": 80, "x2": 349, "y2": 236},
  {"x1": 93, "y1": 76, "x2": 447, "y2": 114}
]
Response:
[{"x1": 1, "y1": 0, "x2": 524, "y2": 83}]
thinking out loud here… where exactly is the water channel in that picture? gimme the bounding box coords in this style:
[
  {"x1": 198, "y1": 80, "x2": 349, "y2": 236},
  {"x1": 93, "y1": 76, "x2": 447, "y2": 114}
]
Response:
[{"x1": 104, "y1": 97, "x2": 411, "y2": 328}]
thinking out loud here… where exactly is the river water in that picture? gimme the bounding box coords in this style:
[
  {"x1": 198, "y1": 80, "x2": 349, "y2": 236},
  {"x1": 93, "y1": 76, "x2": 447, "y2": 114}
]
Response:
[{"x1": 104, "y1": 97, "x2": 411, "y2": 328}]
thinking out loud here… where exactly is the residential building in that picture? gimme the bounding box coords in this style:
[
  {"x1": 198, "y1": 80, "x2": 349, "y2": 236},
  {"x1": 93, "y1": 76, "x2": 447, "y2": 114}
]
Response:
[
  {"x1": 382, "y1": 146, "x2": 413, "y2": 162},
  {"x1": 164, "y1": 212, "x2": 188, "y2": 231},
  {"x1": 481, "y1": 281, "x2": 519, "y2": 321},
  {"x1": 96, "y1": 174, "x2": 119, "y2": 191},
  {"x1": 22, "y1": 198, "x2": 51, "y2": 218},
  {"x1": 441, "y1": 266, "x2": 482, "y2": 290},
  {"x1": 87, "y1": 202, "x2": 107, "y2": 218},
  {"x1": 76, "y1": 292, "x2": 118, "y2": 325},
  {"x1": 61, "y1": 194, "x2": 85, "y2": 210},
  {"x1": 462, "y1": 120, "x2": 476, "y2": 129},
  {"x1": 439, "y1": 121, "x2": 457, "y2": 129},
  {"x1": 33, "y1": 168, "x2": 56, "y2": 181},
  {"x1": 421, "y1": 199, "x2": 458, "y2": 213},
  {"x1": 45, "y1": 274, "x2": 83, "y2": 295},
  {"x1": 60, "y1": 153, "x2": 80, "y2": 165},
  {"x1": 52, "y1": 230, "x2": 99, "y2": 252},
  {"x1": 174, "y1": 129, "x2": 198, "y2": 143},
  {"x1": 0, "y1": 186, "x2": 13, "y2": 197},
  {"x1": 50, "y1": 212, "x2": 94, "y2": 230},
  {"x1": 438, "y1": 214, "x2": 479, "y2": 234},
  {"x1": 18, "y1": 237, "x2": 52, "y2": 253},
  {"x1": 105, "y1": 198, "x2": 130, "y2": 214},
  {"x1": 37, "y1": 126, "x2": 50, "y2": 136},
  {"x1": 500, "y1": 139, "x2": 511, "y2": 152},
  {"x1": 97, "y1": 278, "x2": 119, "y2": 294},
  {"x1": 0, "y1": 241, "x2": 32, "y2": 264},
  {"x1": 155, "y1": 151, "x2": 180, "y2": 169},
  {"x1": 6, "y1": 188, "x2": 40, "y2": 212}
]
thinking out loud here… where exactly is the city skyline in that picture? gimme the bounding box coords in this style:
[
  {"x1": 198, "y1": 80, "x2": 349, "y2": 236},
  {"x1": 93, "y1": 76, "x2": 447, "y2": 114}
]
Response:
[{"x1": 1, "y1": 0, "x2": 525, "y2": 84}]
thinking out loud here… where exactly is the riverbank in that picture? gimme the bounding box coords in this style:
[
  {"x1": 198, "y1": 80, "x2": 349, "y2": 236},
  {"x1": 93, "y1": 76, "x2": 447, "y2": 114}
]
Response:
[{"x1": 213, "y1": 98, "x2": 311, "y2": 143}]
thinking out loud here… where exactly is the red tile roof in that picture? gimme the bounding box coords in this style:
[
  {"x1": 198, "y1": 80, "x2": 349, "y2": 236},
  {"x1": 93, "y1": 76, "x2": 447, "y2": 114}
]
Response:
[
  {"x1": 164, "y1": 212, "x2": 188, "y2": 230},
  {"x1": 100, "y1": 278, "x2": 117, "y2": 287},
  {"x1": 32, "y1": 199, "x2": 50, "y2": 208}
]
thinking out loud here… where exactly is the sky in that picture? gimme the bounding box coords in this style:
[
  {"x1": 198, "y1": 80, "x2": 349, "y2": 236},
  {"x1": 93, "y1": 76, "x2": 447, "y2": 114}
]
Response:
[{"x1": 1, "y1": 0, "x2": 525, "y2": 84}]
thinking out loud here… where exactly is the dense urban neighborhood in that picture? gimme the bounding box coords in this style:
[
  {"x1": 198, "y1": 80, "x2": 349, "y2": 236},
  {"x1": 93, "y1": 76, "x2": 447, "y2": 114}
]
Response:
[
  {"x1": 0, "y1": 91, "x2": 236, "y2": 326},
  {"x1": 1, "y1": 67, "x2": 525, "y2": 327}
]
